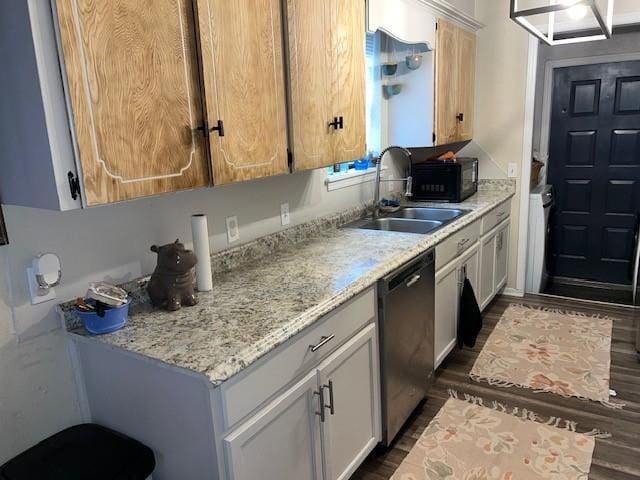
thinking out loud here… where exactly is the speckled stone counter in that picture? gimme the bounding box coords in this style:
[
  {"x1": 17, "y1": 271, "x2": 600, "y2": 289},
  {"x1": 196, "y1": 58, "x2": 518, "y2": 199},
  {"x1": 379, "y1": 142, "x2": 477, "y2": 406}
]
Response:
[{"x1": 60, "y1": 181, "x2": 515, "y2": 386}]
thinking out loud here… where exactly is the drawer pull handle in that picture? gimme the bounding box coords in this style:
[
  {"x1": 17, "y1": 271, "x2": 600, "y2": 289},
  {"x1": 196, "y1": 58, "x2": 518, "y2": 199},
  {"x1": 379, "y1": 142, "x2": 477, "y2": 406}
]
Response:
[
  {"x1": 405, "y1": 274, "x2": 421, "y2": 288},
  {"x1": 457, "y1": 238, "x2": 470, "y2": 250},
  {"x1": 323, "y1": 380, "x2": 335, "y2": 415},
  {"x1": 309, "y1": 334, "x2": 335, "y2": 352},
  {"x1": 314, "y1": 389, "x2": 325, "y2": 423},
  {"x1": 496, "y1": 211, "x2": 507, "y2": 218}
]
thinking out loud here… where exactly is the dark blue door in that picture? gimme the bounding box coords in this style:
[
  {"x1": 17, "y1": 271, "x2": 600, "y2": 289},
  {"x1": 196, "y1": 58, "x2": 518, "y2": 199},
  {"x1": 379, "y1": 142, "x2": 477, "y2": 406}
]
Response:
[{"x1": 548, "y1": 61, "x2": 640, "y2": 284}]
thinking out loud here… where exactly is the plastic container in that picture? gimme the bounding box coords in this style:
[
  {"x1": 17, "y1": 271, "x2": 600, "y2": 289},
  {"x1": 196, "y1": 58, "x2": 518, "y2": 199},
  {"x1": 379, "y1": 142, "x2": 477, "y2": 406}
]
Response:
[
  {"x1": 77, "y1": 298, "x2": 131, "y2": 335},
  {"x1": 354, "y1": 159, "x2": 370, "y2": 170}
]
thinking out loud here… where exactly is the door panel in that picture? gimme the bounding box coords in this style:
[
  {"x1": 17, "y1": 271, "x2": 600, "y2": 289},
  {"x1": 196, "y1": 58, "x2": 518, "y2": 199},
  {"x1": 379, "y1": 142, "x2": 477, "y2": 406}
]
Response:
[
  {"x1": 434, "y1": 19, "x2": 458, "y2": 146},
  {"x1": 56, "y1": 0, "x2": 209, "y2": 205},
  {"x1": 330, "y1": 0, "x2": 366, "y2": 164},
  {"x1": 435, "y1": 261, "x2": 458, "y2": 368},
  {"x1": 495, "y1": 222, "x2": 509, "y2": 291},
  {"x1": 196, "y1": 0, "x2": 289, "y2": 185},
  {"x1": 548, "y1": 61, "x2": 640, "y2": 284},
  {"x1": 456, "y1": 28, "x2": 475, "y2": 141},
  {"x1": 479, "y1": 234, "x2": 496, "y2": 309},
  {"x1": 285, "y1": 0, "x2": 333, "y2": 170},
  {"x1": 319, "y1": 324, "x2": 379, "y2": 480},
  {"x1": 224, "y1": 371, "x2": 322, "y2": 480}
]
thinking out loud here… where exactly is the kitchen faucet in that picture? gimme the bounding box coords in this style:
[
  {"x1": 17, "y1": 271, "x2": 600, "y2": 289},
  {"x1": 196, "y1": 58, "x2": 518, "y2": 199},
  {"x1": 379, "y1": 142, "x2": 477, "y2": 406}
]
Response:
[{"x1": 373, "y1": 145, "x2": 413, "y2": 218}]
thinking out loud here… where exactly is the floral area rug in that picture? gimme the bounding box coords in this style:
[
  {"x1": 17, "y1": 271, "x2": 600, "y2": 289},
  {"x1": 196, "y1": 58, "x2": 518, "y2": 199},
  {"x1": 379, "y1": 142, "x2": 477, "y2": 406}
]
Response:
[
  {"x1": 391, "y1": 396, "x2": 597, "y2": 480},
  {"x1": 469, "y1": 304, "x2": 618, "y2": 407}
]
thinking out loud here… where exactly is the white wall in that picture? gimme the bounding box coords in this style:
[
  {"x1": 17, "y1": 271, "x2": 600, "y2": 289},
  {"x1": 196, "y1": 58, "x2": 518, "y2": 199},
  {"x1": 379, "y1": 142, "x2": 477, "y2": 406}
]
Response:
[
  {"x1": 467, "y1": 0, "x2": 531, "y2": 291},
  {"x1": 0, "y1": 166, "x2": 402, "y2": 462},
  {"x1": 445, "y1": 0, "x2": 475, "y2": 17},
  {"x1": 0, "y1": 248, "x2": 82, "y2": 464}
]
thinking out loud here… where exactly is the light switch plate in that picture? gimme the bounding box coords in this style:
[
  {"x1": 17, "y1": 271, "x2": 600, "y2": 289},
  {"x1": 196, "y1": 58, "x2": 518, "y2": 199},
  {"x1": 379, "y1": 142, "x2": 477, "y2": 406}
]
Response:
[
  {"x1": 280, "y1": 203, "x2": 290, "y2": 226},
  {"x1": 508, "y1": 163, "x2": 518, "y2": 178},
  {"x1": 226, "y1": 216, "x2": 239, "y2": 244}
]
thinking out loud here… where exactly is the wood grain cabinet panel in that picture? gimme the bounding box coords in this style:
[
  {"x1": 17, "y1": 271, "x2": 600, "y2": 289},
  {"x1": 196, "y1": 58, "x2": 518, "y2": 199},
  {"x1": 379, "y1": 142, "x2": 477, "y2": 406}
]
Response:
[
  {"x1": 195, "y1": 0, "x2": 289, "y2": 185},
  {"x1": 330, "y1": 0, "x2": 366, "y2": 165},
  {"x1": 435, "y1": 19, "x2": 476, "y2": 145},
  {"x1": 286, "y1": 0, "x2": 366, "y2": 170},
  {"x1": 55, "y1": 0, "x2": 210, "y2": 205}
]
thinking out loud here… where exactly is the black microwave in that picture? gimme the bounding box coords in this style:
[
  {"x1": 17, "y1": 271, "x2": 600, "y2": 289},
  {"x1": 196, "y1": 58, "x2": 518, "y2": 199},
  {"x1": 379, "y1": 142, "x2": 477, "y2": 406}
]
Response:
[{"x1": 411, "y1": 158, "x2": 478, "y2": 202}]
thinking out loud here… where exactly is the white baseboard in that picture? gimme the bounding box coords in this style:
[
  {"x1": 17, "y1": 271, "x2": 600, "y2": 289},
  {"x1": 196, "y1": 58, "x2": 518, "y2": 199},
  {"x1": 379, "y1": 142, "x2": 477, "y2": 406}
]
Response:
[{"x1": 502, "y1": 287, "x2": 524, "y2": 298}]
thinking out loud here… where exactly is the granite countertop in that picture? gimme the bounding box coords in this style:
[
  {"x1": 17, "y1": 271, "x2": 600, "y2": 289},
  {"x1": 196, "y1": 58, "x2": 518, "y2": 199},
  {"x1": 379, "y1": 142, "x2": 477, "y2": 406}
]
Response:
[{"x1": 61, "y1": 181, "x2": 515, "y2": 386}]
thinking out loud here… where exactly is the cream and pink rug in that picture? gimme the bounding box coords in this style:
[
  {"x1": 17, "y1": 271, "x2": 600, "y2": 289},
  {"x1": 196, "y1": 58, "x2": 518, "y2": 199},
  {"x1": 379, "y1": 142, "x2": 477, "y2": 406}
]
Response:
[
  {"x1": 392, "y1": 396, "x2": 597, "y2": 480},
  {"x1": 470, "y1": 304, "x2": 617, "y2": 406}
]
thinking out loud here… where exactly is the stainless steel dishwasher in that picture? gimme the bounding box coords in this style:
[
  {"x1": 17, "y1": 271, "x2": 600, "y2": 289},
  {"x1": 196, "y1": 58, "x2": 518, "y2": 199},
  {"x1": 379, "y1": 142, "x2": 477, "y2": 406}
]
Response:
[{"x1": 378, "y1": 249, "x2": 435, "y2": 446}]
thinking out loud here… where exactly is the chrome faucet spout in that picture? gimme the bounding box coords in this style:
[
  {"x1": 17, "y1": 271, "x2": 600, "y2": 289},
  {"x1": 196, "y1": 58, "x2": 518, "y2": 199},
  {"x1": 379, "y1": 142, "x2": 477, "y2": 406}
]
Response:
[{"x1": 373, "y1": 146, "x2": 413, "y2": 218}]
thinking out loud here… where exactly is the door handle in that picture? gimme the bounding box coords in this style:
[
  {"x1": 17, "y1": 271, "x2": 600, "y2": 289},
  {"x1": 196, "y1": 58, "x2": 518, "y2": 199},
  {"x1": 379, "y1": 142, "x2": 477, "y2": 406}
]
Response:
[
  {"x1": 405, "y1": 274, "x2": 421, "y2": 287},
  {"x1": 309, "y1": 334, "x2": 335, "y2": 352},
  {"x1": 314, "y1": 389, "x2": 325, "y2": 423},
  {"x1": 456, "y1": 113, "x2": 464, "y2": 122},
  {"x1": 328, "y1": 116, "x2": 344, "y2": 130},
  {"x1": 323, "y1": 380, "x2": 335, "y2": 415}
]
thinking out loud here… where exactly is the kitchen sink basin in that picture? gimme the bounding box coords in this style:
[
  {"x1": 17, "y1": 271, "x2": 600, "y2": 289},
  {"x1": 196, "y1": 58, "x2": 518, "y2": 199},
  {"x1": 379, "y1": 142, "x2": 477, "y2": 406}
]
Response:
[
  {"x1": 347, "y1": 207, "x2": 470, "y2": 235},
  {"x1": 355, "y1": 218, "x2": 443, "y2": 235},
  {"x1": 388, "y1": 207, "x2": 468, "y2": 222}
]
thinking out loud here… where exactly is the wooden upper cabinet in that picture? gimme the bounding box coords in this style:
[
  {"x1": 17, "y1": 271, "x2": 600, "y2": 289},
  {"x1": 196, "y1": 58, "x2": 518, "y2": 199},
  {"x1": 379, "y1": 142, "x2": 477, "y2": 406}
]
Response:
[
  {"x1": 435, "y1": 19, "x2": 476, "y2": 146},
  {"x1": 330, "y1": 0, "x2": 366, "y2": 165},
  {"x1": 195, "y1": 0, "x2": 289, "y2": 185},
  {"x1": 456, "y1": 27, "x2": 476, "y2": 141},
  {"x1": 286, "y1": 0, "x2": 366, "y2": 170},
  {"x1": 55, "y1": 0, "x2": 210, "y2": 206}
]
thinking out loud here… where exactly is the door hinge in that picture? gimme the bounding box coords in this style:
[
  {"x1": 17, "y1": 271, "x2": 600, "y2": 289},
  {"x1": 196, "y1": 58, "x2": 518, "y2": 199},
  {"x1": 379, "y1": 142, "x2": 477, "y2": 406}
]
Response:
[
  {"x1": 197, "y1": 120, "x2": 225, "y2": 138},
  {"x1": 68, "y1": 171, "x2": 81, "y2": 201}
]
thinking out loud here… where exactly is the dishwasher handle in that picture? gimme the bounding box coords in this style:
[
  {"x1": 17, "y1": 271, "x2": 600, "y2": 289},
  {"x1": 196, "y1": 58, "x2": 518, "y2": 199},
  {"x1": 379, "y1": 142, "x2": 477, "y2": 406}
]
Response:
[{"x1": 405, "y1": 274, "x2": 421, "y2": 287}]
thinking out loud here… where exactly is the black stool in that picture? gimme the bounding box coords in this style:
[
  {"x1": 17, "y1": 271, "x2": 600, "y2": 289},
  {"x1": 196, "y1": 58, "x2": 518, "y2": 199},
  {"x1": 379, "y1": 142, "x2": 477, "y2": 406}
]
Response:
[{"x1": 0, "y1": 424, "x2": 155, "y2": 480}]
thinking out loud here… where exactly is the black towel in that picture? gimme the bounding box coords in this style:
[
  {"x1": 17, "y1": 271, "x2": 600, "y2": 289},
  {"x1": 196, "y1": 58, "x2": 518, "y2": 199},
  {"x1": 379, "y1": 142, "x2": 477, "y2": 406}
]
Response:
[{"x1": 457, "y1": 278, "x2": 482, "y2": 348}]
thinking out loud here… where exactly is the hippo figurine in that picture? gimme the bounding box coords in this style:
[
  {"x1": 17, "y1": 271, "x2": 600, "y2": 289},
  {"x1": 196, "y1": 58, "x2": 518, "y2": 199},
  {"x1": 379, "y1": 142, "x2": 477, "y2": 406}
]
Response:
[{"x1": 147, "y1": 239, "x2": 198, "y2": 311}]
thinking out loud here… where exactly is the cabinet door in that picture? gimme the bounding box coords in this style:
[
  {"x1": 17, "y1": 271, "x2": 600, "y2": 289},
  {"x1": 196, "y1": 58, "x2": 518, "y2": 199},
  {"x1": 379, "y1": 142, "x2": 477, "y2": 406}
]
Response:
[
  {"x1": 224, "y1": 371, "x2": 323, "y2": 480},
  {"x1": 435, "y1": 260, "x2": 459, "y2": 368},
  {"x1": 196, "y1": 0, "x2": 289, "y2": 185},
  {"x1": 285, "y1": 0, "x2": 333, "y2": 170},
  {"x1": 318, "y1": 324, "x2": 380, "y2": 480},
  {"x1": 460, "y1": 243, "x2": 479, "y2": 297},
  {"x1": 286, "y1": 0, "x2": 366, "y2": 170},
  {"x1": 329, "y1": 0, "x2": 366, "y2": 164},
  {"x1": 494, "y1": 221, "x2": 510, "y2": 292},
  {"x1": 478, "y1": 233, "x2": 497, "y2": 310},
  {"x1": 434, "y1": 19, "x2": 459, "y2": 146},
  {"x1": 55, "y1": 0, "x2": 210, "y2": 205},
  {"x1": 456, "y1": 27, "x2": 476, "y2": 141}
]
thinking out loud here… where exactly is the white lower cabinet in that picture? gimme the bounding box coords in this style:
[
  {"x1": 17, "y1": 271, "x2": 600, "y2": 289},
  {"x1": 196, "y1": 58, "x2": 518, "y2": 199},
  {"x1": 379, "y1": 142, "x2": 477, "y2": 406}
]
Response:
[
  {"x1": 478, "y1": 219, "x2": 510, "y2": 310},
  {"x1": 319, "y1": 324, "x2": 380, "y2": 480},
  {"x1": 435, "y1": 242, "x2": 479, "y2": 368},
  {"x1": 494, "y1": 221, "x2": 510, "y2": 292},
  {"x1": 224, "y1": 320, "x2": 380, "y2": 480},
  {"x1": 224, "y1": 371, "x2": 323, "y2": 480}
]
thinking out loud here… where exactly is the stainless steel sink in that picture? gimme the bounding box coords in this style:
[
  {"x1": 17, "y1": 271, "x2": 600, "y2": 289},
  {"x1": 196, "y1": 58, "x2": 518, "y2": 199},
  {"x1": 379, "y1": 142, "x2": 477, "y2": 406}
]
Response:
[
  {"x1": 355, "y1": 218, "x2": 443, "y2": 235},
  {"x1": 347, "y1": 207, "x2": 469, "y2": 235},
  {"x1": 388, "y1": 207, "x2": 468, "y2": 222}
]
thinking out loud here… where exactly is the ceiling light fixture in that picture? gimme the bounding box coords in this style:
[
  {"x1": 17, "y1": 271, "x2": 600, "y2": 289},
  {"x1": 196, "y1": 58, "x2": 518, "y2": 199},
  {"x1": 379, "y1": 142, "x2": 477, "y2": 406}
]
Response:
[{"x1": 510, "y1": 0, "x2": 614, "y2": 46}]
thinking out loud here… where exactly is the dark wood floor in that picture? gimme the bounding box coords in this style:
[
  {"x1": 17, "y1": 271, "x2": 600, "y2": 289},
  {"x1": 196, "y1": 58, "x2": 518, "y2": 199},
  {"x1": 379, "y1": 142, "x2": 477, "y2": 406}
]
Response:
[{"x1": 352, "y1": 294, "x2": 640, "y2": 480}]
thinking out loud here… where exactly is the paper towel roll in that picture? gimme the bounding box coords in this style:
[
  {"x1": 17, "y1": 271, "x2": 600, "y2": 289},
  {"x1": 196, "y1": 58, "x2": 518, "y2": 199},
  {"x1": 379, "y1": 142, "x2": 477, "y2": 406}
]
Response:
[{"x1": 191, "y1": 214, "x2": 213, "y2": 292}]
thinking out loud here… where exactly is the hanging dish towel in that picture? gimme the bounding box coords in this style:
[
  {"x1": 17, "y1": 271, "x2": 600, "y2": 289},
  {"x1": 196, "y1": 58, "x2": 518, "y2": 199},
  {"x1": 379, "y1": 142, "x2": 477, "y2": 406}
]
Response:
[{"x1": 457, "y1": 278, "x2": 482, "y2": 348}]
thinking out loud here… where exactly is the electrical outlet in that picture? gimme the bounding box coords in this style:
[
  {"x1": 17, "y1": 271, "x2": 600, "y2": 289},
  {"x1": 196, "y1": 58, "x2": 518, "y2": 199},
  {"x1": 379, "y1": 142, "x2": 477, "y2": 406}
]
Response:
[
  {"x1": 508, "y1": 163, "x2": 518, "y2": 178},
  {"x1": 226, "y1": 216, "x2": 239, "y2": 244},
  {"x1": 280, "y1": 203, "x2": 290, "y2": 226}
]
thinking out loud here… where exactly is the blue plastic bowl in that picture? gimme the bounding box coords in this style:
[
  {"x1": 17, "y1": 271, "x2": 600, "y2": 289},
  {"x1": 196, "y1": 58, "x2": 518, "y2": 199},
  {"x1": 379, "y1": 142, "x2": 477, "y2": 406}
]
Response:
[{"x1": 77, "y1": 298, "x2": 131, "y2": 335}]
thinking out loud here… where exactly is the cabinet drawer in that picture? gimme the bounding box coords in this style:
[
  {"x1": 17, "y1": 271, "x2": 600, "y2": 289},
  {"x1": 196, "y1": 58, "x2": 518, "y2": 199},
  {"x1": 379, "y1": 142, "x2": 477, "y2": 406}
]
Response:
[
  {"x1": 221, "y1": 288, "x2": 376, "y2": 430},
  {"x1": 435, "y1": 220, "x2": 480, "y2": 271},
  {"x1": 481, "y1": 202, "x2": 510, "y2": 234}
]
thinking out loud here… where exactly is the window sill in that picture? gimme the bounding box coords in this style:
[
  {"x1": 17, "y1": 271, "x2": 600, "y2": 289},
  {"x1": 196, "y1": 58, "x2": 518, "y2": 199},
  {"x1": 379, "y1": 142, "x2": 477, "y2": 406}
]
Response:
[{"x1": 325, "y1": 166, "x2": 386, "y2": 191}]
